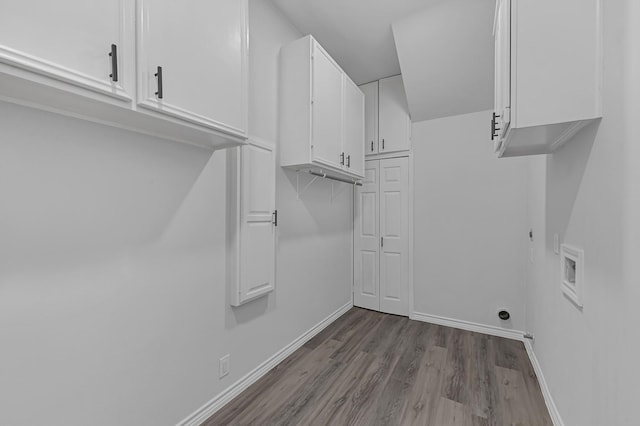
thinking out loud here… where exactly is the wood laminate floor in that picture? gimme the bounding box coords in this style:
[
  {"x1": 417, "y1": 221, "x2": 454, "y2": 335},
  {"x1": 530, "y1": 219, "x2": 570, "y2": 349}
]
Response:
[{"x1": 205, "y1": 308, "x2": 552, "y2": 426}]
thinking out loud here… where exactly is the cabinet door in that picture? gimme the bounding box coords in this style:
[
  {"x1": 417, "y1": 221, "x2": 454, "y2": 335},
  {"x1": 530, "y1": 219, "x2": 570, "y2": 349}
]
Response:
[
  {"x1": 137, "y1": 0, "x2": 248, "y2": 136},
  {"x1": 379, "y1": 157, "x2": 409, "y2": 316},
  {"x1": 360, "y1": 81, "x2": 379, "y2": 155},
  {"x1": 311, "y1": 43, "x2": 344, "y2": 170},
  {"x1": 379, "y1": 75, "x2": 411, "y2": 154},
  {"x1": 494, "y1": 0, "x2": 511, "y2": 146},
  {"x1": 343, "y1": 77, "x2": 365, "y2": 177},
  {"x1": 354, "y1": 161, "x2": 380, "y2": 311},
  {"x1": 0, "y1": 0, "x2": 133, "y2": 100},
  {"x1": 235, "y1": 142, "x2": 276, "y2": 305}
]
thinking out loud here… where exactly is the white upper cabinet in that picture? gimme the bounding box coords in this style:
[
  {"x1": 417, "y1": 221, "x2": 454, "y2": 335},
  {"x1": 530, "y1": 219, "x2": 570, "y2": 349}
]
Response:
[
  {"x1": 360, "y1": 81, "x2": 379, "y2": 155},
  {"x1": 343, "y1": 77, "x2": 365, "y2": 177},
  {"x1": 0, "y1": 0, "x2": 134, "y2": 101},
  {"x1": 360, "y1": 76, "x2": 411, "y2": 157},
  {"x1": 378, "y1": 75, "x2": 411, "y2": 154},
  {"x1": 280, "y1": 35, "x2": 365, "y2": 180},
  {"x1": 137, "y1": 0, "x2": 247, "y2": 137},
  {"x1": 0, "y1": 0, "x2": 248, "y2": 149},
  {"x1": 310, "y1": 45, "x2": 344, "y2": 170},
  {"x1": 492, "y1": 0, "x2": 602, "y2": 157}
]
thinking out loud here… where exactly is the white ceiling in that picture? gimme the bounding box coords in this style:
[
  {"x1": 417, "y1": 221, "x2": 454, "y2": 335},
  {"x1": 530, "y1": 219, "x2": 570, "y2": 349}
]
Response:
[
  {"x1": 270, "y1": 0, "x2": 442, "y2": 85},
  {"x1": 392, "y1": 0, "x2": 495, "y2": 122},
  {"x1": 270, "y1": 0, "x2": 495, "y2": 122}
]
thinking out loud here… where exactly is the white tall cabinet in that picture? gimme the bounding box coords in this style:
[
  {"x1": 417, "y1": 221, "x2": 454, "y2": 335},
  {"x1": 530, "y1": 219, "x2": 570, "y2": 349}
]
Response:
[
  {"x1": 360, "y1": 75, "x2": 411, "y2": 156},
  {"x1": 354, "y1": 157, "x2": 409, "y2": 316},
  {"x1": 227, "y1": 141, "x2": 276, "y2": 306},
  {"x1": 280, "y1": 35, "x2": 365, "y2": 180}
]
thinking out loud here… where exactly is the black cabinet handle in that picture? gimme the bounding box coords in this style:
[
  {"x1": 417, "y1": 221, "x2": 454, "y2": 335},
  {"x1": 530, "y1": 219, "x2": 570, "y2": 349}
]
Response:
[
  {"x1": 371, "y1": 141, "x2": 374, "y2": 152},
  {"x1": 273, "y1": 210, "x2": 278, "y2": 226},
  {"x1": 109, "y1": 44, "x2": 118, "y2": 82},
  {"x1": 491, "y1": 112, "x2": 501, "y2": 140},
  {"x1": 155, "y1": 66, "x2": 163, "y2": 99},
  {"x1": 340, "y1": 152, "x2": 345, "y2": 165},
  {"x1": 382, "y1": 139, "x2": 385, "y2": 150},
  {"x1": 347, "y1": 154, "x2": 351, "y2": 168},
  {"x1": 491, "y1": 112, "x2": 496, "y2": 140}
]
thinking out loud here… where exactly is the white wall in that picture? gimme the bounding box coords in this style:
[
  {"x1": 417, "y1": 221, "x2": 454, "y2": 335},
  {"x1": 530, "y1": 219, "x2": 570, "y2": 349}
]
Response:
[
  {"x1": 0, "y1": 1, "x2": 353, "y2": 425},
  {"x1": 525, "y1": 1, "x2": 640, "y2": 424},
  {"x1": 412, "y1": 111, "x2": 528, "y2": 330}
]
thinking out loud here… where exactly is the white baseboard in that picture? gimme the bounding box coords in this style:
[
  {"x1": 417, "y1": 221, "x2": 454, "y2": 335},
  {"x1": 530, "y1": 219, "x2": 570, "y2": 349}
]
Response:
[
  {"x1": 523, "y1": 340, "x2": 565, "y2": 426},
  {"x1": 176, "y1": 301, "x2": 353, "y2": 426},
  {"x1": 411, "y1": 311, "x2": 526, "y2": 341}
]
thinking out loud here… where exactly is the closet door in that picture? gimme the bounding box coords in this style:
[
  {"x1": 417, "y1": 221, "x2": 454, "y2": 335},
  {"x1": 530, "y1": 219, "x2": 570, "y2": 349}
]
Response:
[
  {"x1": 354, "y1": 161, "x2": 380, "y2": 310},
  {"x1": 379, "y1": 157, "x2": 409, "y2": 315}
]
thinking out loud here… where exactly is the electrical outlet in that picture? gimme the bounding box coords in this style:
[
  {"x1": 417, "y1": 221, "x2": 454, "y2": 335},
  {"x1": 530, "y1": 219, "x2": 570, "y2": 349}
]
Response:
[{"x1": 219, "y1": 355, "x2": 230, "y2": 379}]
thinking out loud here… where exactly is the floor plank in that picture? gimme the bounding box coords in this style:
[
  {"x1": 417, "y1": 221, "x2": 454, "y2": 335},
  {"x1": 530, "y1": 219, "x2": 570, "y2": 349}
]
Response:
[
  {"x1": 205, "y1": 307, "x2": 553, "y2": 426},
  {"x1": 401, "y1": 344, "x2": 448, "y2": 426}
]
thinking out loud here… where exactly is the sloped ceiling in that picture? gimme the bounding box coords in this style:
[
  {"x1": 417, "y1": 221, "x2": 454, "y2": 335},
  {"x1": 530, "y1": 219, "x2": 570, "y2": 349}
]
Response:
[
  {"x1": 271, "y1": 0, "x2": 495, "y2": 122},
  {"x1": 392, "y1": 0, "x2": 496, "y2": 122},
  {"x1": 270, "y1": 0, "x2": 440, "y2": 85}
]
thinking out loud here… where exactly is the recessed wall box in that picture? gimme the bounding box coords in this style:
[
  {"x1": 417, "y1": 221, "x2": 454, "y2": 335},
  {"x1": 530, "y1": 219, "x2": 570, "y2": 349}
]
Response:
[{"x1": 560, "y1": 244, "x2": 584, "y2": 309}]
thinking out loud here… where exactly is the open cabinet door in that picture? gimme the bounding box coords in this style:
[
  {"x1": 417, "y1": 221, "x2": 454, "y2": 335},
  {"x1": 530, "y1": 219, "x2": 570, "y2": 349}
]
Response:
[{"x1": 228, "y1": 141, "x2": 276, "y2": 306}]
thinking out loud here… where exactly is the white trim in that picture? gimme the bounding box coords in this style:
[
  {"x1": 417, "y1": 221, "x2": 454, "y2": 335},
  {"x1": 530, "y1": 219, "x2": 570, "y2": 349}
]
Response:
[
  {"x1": 365, "y1": 150, "x2": 411, "y2": 161},
  {"x1": 247, "y1": 135, "x2": 276, "y2": 150},
  {"x1": 176, "y1": 301, "x2": 353, "y2": 426},
  {"x1": 408, "y1": 152, "x2": 414, "y2": 317},
  {"x1": 523, "y1": 340, "x2": 565, "y2": 426},
  {"x1": 410, "y1": 311, "x2": 526, "y2": 341}
]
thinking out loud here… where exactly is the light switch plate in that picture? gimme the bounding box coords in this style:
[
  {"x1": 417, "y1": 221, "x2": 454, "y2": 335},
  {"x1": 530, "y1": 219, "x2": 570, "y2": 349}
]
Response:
[{"x1": 553, "y1": 234, "x2": 560, "y2": 254}]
